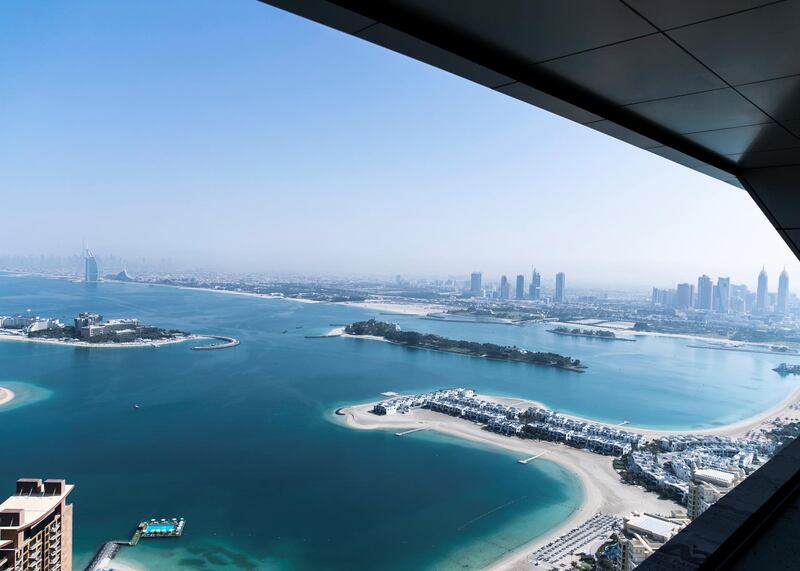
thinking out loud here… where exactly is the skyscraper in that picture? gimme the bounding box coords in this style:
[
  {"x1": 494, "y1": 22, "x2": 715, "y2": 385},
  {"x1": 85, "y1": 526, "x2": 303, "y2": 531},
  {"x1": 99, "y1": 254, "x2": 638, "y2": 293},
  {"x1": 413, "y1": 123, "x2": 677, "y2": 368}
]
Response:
[
  {"x1": 778, "y1": 268, "x2": 789, "y2": 313},
  {"x1": 529, "y1": 268, "x2": 541, "y2": 300},
  {"x1": 757, "y1": 267, "x2": 769, "y2": 312},
  {"x1": 554, "y1": 272, "x2": 565, "y2": 303},
  {"x1": 697, "y1": 275, "x2": 713, "y2": 310},
  {"x1": 515, "y1": 274, "x2": 525, "y2": 300},
  {"x1": 676, "y1": 283, "x2": 694, "y2": 309},
  {"x1": 84, "y1": 248, "x2": 98, "y2": 282},
  {"x1": 470, "y1": 272, "x2": 482, "y2": 296},
  {"x1": 0, "y1": 478, "x2": 74, "y2": 571},
  {"x1": 715, "y1": 277, "x2": 731, "y2": 314},
  {"x1": 499, "y1": 275, "x2": 510, "y2": 300}
]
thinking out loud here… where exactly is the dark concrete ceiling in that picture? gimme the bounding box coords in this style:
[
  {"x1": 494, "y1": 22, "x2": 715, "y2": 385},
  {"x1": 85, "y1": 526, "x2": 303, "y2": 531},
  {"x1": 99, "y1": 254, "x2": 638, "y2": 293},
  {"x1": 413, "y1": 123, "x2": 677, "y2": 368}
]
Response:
[{"x1": 260, "y1": 0, "x2": 800, "y2": 258}]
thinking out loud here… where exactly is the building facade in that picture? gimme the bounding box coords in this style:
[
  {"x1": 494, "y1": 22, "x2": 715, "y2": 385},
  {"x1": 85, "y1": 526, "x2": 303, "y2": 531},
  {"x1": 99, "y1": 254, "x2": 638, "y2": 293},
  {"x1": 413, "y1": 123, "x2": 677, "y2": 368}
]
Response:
[
  {"x1": 469, "y1": 272, "x2": 481, "y2": 296},
  {"x1": 697, "y1": 275, "x2": 713, "y2": 310},
  {"x1": 499, "y1": 276, "x2": 510, "y2": 300},
  {"x1": 84, "y1": 249, "x2": 98, "y2": 283},
  {"x1": 757, "y1": 267, "x2": 769, "y2": 312},
  {"x1": 554, "y1": 272, "x2": 565, "y2": 303},
  {"x1": 777, "y1": 268, "x2": 789, "y2": 313},
  {"x1": 675, "y1": 283, "x2": 694, "y2": 309},
  {"x1": 0, "y1": 479, "x2": 73, "y2": 571},
  {"x1": 529, "y1": 269, "x2": 541, "y2": 300},
  {"x1": 515, "y1": 274, "x2": 525, "y2": 300},
  {"x1": 715, "y1": 277, "x2": 731, "y2": 314}
]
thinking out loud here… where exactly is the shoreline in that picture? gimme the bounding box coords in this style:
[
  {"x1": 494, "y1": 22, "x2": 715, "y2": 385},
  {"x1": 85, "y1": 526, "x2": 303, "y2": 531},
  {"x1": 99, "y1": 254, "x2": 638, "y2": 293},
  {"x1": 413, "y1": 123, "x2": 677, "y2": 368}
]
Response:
[
  {"x1": 337, "y1": 401, "x2": 680, "y2": 571},
  {"x1": 446, "y1": 387, "x2": 800, "y2": 439},
  {"x1": 0, "y1": 332, "x2": 197, "y2": 350},
  {"x1": 0, "y1": 386, "x2": 15, "y2": 407}
]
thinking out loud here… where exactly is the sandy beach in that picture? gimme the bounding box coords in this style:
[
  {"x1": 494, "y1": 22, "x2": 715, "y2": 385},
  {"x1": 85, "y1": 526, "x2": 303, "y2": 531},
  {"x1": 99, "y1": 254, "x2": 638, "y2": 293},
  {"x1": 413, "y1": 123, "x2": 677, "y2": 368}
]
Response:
[
  {"x1": 338, "y1": 401, "x2": 681, "y2": 571},
  {"x1": 0, "y1": 331, "x2": 196, "y2": 350},
  {"x1": 340, "y1": 299, "x2": 447, "y2": 316},
  {"x1": 94, "y1": 555, "x2": 146, "y2": 571},
  {"x1": 0, "y1": 386, "x2": 15, "y2": 407}
]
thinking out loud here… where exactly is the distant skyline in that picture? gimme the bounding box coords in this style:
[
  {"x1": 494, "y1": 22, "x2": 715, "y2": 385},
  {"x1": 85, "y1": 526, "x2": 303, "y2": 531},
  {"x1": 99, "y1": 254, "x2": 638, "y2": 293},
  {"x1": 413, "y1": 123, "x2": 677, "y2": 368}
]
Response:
[{"x1": 2, "y1": 1, "x2": 799, "y2": 288}]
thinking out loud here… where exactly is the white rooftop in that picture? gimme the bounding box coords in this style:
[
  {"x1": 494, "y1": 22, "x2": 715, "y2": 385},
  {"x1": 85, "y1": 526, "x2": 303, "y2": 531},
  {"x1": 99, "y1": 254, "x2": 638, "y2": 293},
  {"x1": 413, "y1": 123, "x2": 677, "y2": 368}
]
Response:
[
  {"x1": 0, "y1": 484, "x2": 73, "y2": 528},
  {"x1": 626, "y1": 514, "x2": 682, "y2": 542},
  {"x1": 695, "y1": 468, "x2": 736, "y2": 487}
]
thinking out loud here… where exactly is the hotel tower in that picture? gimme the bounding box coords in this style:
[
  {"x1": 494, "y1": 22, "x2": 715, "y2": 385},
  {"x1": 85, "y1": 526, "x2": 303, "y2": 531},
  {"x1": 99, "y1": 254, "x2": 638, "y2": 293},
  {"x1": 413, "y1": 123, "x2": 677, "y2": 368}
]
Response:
[{"x1": 0, "y1": 479, "x2": 73, "y2": 571}]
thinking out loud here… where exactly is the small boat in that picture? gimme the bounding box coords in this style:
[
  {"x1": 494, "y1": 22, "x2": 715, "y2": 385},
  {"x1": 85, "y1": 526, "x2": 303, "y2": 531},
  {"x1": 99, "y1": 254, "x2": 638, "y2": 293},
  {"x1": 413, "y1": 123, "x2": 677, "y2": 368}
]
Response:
[{"x1": 133, "y1": 404, "x2": 140, "y2": 410}]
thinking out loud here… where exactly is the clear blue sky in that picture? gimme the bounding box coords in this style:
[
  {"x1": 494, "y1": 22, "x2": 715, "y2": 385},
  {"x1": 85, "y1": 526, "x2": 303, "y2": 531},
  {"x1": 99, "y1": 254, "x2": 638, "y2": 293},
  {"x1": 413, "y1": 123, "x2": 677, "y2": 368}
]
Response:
[{"x1": 1, "y1": 0, "x2": 797, "y2": 289}]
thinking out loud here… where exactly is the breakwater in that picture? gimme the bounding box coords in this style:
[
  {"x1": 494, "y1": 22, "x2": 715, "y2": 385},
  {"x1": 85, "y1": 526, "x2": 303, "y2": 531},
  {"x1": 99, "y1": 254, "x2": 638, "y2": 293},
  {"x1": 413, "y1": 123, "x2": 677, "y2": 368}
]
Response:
[{"x1": 190, "y1": 335, "x2": 240, "y2": 350}]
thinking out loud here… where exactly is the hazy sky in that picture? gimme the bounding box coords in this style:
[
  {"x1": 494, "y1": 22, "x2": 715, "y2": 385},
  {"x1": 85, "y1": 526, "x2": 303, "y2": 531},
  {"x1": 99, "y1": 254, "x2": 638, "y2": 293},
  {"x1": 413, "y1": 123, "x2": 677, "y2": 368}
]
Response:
[{"x1": 2, "y1": 0, "x2": 798, "y2": 289}]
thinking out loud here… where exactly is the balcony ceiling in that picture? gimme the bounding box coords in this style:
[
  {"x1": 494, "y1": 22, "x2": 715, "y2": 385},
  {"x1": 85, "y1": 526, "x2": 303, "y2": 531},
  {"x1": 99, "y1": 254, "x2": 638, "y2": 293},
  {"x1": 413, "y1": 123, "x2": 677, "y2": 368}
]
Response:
[{"x1": 261, "y1": 0, "x2": 800, "y2": 258}]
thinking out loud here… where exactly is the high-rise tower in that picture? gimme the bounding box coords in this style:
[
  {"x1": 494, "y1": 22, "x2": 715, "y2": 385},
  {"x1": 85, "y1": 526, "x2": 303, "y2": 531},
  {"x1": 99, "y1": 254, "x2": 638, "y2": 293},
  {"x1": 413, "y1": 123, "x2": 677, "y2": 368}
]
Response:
[
  {"x1": 0, "y1": 478, "x2": 74, "y2": 571},
  {"x1": 499, "y1": 275, "x2": 510, "y2": 300},
  {"x1": 84, "y1": 248, "x2": 98, "y2": 282},
  {"x1": 469, "y1": 272, "x2": 482, "y2": 296},
  {"x1": 529, "y1": 268, "x2": 541, "y2": 300},
  {"x1": 697, "y1": 275, "x2": 713, "y2": 310},
  {"x1": 515, "y1": 274, "x2": 525, "y2": 300},
  {"x1": 778, "y1": 268, "x2": 789, "y2": 313},
  {"x1": 555, "y1": 272, "x2": 565, "y2": 303},
  {"x1": 757, "y1": 267, "x2": 769, "y2": 312},
  {"x1": 715, "y1": 277, "x2": 731, "y2": 314}
]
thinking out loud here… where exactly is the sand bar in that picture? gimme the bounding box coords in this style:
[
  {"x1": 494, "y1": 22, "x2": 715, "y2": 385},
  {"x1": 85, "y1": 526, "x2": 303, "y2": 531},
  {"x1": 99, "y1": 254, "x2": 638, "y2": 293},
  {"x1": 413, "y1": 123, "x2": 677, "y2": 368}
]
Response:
[{"x1": 0, "y1": 386, "x2": 15, "y2": 407}]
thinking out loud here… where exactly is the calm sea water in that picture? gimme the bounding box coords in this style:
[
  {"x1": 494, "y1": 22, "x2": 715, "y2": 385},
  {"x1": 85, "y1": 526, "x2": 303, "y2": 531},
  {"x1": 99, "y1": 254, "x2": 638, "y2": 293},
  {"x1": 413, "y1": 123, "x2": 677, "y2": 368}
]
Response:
[{"x1": 0, "y1": 275, "x2": 796, "y2": 570}]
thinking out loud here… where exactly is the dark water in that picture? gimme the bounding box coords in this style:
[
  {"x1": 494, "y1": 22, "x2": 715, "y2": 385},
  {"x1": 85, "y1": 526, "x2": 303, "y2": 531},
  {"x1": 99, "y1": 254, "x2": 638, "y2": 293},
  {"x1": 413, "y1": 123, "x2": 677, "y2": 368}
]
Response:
[
  {"x1": 1, "y1": 275, "x2": 795, "y2": 569},
  {"x1": 0, "y1": 276, "x2": 583, "y2": 570}
]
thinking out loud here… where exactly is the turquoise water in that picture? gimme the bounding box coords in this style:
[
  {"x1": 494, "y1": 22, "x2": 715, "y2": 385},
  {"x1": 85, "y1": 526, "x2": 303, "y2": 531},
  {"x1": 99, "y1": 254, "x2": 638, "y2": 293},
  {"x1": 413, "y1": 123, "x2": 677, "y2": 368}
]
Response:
[{"x1": 0, "y1": 275, "x2": 795, "y2": 569}]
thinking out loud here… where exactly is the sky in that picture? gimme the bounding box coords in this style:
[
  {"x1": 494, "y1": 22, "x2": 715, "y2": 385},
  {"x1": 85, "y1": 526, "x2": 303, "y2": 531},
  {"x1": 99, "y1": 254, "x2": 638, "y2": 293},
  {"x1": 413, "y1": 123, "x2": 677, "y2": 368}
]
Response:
[{"x1": 1, "y1": 0, "x2": 798, "y2": 289}]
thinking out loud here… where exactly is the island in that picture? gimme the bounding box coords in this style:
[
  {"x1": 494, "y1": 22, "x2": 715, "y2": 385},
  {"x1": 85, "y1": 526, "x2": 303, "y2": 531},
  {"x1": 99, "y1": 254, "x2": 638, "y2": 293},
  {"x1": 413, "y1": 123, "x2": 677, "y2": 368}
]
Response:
[
  {"x1": 344, "y1": 319, "x2": 586, "y2": 371},
  {"x1": 548, "y1": 326, "x2": 635, "y2": 341},
  {"x1": 0, "y1": 311, "x2": 191, "y2": 347}
]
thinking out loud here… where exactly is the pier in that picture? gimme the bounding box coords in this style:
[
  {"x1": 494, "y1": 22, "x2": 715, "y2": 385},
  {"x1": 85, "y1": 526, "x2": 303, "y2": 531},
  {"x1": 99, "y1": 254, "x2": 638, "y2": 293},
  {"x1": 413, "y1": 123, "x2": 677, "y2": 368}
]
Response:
[
  {"x1": 395, "y1": 426, "x2": 430, "y2": 437},
  {"x1": 190, "y1": 335, "x2": 240, "y2": 350},
  {"x1": 84, "y1": 517, "x2": 185, "y2": 570},
  {"x1": 85, "y1": 541, "x2": 129, "y2": 571},
  {"x1": 518, "y1": 451, "x2": 548, "y2": 464}
]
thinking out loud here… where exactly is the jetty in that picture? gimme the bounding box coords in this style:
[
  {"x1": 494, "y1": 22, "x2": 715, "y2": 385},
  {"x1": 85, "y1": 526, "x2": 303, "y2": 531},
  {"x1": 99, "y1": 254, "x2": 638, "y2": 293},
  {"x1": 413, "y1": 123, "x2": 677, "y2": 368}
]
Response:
[
  {"x1": 85, "y1": 541, "x2": 130, "y2": 571},
  {"x1": 190, "y1": 335, "x2": 239, "y2": 350},
  {"x1": 518, "y1": 451, "x2": 548, "y2": 464},
  {"x1": 84, "y1": 517, "x2": 186, "y2": 571},
  {"x1": 395, "y1": 426, "x2": 429, "y2": 437}
]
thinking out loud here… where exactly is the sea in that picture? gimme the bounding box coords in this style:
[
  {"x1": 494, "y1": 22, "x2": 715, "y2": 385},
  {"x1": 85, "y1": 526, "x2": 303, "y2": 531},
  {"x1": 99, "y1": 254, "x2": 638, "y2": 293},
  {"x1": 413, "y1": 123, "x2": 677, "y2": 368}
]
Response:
[{"x1": 0, "y1": 274, "x2": 796, "y2": 570}]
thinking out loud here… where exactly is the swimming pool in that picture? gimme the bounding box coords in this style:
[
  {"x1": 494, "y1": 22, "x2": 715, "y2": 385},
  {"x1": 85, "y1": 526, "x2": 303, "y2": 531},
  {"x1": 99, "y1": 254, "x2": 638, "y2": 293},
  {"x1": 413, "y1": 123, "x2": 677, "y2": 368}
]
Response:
[{"x1": 144, "y1": 524, "x2": 176, "y2": 533}]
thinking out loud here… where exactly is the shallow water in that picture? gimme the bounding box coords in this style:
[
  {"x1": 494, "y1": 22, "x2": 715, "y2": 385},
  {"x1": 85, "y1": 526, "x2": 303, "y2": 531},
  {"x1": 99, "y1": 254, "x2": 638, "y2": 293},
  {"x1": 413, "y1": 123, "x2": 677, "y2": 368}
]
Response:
[{"x1": 0, "y1": 275, "x2": 793, "y2": 569}]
